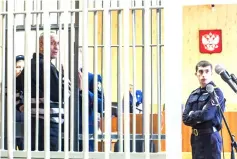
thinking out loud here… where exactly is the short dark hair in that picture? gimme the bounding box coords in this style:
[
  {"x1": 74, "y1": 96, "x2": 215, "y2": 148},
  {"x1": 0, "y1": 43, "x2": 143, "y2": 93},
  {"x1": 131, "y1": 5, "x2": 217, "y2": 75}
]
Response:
[{"x1": 195, "y1": 60, "x2": 212, "y2": 72}]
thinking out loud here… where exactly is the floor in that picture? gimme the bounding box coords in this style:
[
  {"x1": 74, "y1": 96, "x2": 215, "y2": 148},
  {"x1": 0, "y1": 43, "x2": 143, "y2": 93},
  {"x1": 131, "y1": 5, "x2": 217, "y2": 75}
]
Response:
[{"x1": 182, "y1": 152, "x2": 236, "y2": 159}]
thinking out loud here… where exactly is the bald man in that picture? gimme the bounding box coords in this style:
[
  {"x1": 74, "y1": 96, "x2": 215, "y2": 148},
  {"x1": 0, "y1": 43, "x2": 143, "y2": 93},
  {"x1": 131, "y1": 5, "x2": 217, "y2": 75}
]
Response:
[{"x1": 16, "y1": 32, "x2": 66, "y2": 151}]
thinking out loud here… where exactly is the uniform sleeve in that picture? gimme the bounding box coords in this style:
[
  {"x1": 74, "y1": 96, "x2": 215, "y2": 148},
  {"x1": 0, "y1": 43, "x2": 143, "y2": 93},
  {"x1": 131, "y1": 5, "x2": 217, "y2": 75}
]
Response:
[
  {"x1": 186, "y1": 88, "x2": 225, "y2": 123},
  {"x1": 16, "y1": 90, "x2": 24, "y2": 111},
  {"x1": 136, "y1": 90, "x2": 143, "y2": 106},
  {"x1": 88, "y1": 74, "x2": 104, "y2": 113},
  {"x1": 16, "y1": 71, "x2": 25, "y2": 111},
  {"x1": 182, "y1": 94, "x2": 197, "y2": 127}
]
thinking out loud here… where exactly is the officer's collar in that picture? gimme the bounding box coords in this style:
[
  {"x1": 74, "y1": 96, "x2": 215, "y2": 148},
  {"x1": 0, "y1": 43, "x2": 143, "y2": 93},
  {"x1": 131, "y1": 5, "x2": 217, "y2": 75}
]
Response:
[{"x1": 192, "y1": 81, "x2": 216, "y2": 94}]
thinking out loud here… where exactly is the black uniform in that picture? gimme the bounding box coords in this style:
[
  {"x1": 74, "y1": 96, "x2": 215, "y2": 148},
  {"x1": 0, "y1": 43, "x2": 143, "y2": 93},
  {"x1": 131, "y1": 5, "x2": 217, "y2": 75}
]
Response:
[
  {"x1": 182, "y1": 82, "x2": 225, "y2": 159},
  {"x1": 16, "y1": 53, "x2": 67, "y2": 151}
]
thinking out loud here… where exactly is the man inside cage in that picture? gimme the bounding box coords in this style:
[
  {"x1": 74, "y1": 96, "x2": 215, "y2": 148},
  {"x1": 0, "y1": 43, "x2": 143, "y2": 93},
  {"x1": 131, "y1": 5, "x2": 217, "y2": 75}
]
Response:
[
  {"x1": 77, "y1": 49, "x2": 104, "y2": 151},
  {"x1": 15, "y1": 55, "x2": 25, "y2": 150},
  {"x1": 128, "y1": 84, "x2": 143, "y2": 114},
  {"x1": 16, "y1": 31, "x2": 66, "y2": 151}
]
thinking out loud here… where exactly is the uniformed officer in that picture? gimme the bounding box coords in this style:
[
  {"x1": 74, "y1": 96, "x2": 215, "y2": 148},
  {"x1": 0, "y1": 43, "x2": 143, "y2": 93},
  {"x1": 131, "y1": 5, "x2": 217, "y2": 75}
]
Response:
[
  {"x1": 15, "y1": 55, "x2": 24, "y2": 123},
  {"x1": 78, "y1": 51, "x2": 104, "y2": 151},
  {"x1": 16, "y1": 32, "x2": 65, "y2": 151},
  {"x1": 15, "y1": 55, "x2": 25, "y2": 150},
  {"x1": 182, "y1": 60, "x2": 225, "y2": 159},
  {"x1": 129, "y1": 84, "x2": 143, "y2": 113}
]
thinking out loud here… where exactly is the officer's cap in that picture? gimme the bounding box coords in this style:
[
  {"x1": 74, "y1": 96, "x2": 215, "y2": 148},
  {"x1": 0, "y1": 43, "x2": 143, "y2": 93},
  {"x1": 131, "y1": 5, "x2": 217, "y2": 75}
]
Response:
[{"x1": 16, "y1": 55, "x2": 24, "y2": 62}]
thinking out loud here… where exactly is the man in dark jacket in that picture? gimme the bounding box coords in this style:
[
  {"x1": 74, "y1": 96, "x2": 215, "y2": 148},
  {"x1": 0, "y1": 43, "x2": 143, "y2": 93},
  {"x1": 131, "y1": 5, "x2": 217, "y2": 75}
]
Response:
[
  {"x1": 182, "y1": 60, "x2": 225, "y2": 159},
  {"x1": 16, "y1": 32, "x2": 66, "y2": 151}
]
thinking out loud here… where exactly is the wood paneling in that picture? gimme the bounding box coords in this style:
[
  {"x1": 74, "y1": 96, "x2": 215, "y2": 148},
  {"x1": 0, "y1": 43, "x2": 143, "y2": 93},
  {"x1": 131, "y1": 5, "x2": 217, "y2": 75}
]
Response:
[{"x1": 100, "y1": 112, "x2": 237, "y2": 152}]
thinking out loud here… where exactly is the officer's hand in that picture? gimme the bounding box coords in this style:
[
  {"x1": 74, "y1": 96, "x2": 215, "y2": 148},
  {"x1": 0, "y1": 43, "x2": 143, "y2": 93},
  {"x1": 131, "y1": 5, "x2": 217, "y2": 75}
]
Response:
[
  {"x1": 19, "y1": 105, "x2": 24, "y2": 112},
  {"x1": 78, "y1": 71, "x2": 83, "y2": 90}
]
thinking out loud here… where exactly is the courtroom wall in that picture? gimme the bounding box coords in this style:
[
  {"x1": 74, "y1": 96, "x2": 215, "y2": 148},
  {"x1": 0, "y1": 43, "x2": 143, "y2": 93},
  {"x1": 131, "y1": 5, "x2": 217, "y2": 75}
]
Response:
[{"x1": 182, "y1": 4, "x2": 237, "y2": 111}]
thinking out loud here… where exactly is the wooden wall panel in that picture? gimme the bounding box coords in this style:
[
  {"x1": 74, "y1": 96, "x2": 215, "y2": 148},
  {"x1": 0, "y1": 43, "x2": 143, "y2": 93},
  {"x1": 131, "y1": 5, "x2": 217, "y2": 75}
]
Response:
[
  {"x1": 100, "y1": 112, "x2": 237, "y2": 152},
  {"x1": 182, "y1": 5, "x2": 237, "y2": 110}
]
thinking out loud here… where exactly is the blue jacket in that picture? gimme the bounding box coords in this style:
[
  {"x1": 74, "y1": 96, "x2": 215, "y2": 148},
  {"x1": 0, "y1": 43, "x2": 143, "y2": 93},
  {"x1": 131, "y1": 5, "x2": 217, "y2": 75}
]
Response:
[
  {"x1": 182, "y1": 82, "x2": 225, "y2": 130},
  {"x1": 129, "y1": 90, "x2": 143, "y2": 113},
  {"x1": 79, "y1": 72, "x2": 104, "y2": 134}
]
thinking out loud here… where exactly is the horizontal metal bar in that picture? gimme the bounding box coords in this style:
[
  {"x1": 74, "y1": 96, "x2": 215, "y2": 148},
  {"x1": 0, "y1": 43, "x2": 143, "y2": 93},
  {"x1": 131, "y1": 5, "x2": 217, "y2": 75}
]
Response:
[
  {"x1": 72, "y1": 134, "x2": 166, "y2": 140},
  {"x1": 5, "y1": 24, "x2": 78, "y2": 31},
  {"x1": 92, "y1": 134, "x2": 166, "y2": 140},
  {"x1": 0, "y1": 151, "x2": 166, "y2": 159},
  {"x1": 52, "y1": 134, "x2": 166, "y2": 140},
  {"x1": 78, "y1": 44, "x2": 164, "y2": 48},
  {"x1": 0, "y1": 6, "x2": 164, "y2": 15}
]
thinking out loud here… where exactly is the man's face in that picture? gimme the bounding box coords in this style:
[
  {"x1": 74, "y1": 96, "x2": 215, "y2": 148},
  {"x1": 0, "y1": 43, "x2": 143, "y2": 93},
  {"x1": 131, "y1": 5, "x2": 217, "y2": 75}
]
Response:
[
  {"x1": 129, "y1": 85, "x2": 133, "y2": 93},
  {"x1": 16, "y1": 60, "x2": 24, "y2": 77},
  {"x1": 195, "y1": 66, "x2": 212, "y2": 88},
  {"x1": 50, "y1": 35, "x2": 59, "y2": 59}
]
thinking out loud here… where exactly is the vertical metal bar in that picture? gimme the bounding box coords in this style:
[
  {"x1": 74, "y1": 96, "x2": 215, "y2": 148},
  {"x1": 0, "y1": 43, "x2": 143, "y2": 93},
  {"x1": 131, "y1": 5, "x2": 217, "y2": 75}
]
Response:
[
  {"x1": 40, "y1": 0, "x2": 42, "y2": 25},
  {"x1": 103, "y1": 0, "x2": 111, "y2": 158},
  {"x1": 57, "y1": 0, "x2": 60, "y2": 25},
  {"x1": 156, "y1": 8, "x2": 162, "y2": 152},
  {"x1": 74, "y1": 0, "x2": 79, "y2": 151},
  {"x1": 58, "y1": 0, "x2": 63, "y2": 151},
  {"x1": 93, "y1": 0, "x2": 98, "y2": 152},
  {"x1": 7, "y1": 0, "x2": 14, "y2": 157},
  {"x1": 77, "y1": 1, "x2": 83, "y2": 151},
  {"x1": 24, "y1": 1, "x2": 32, "y2": 158},
  {"x1": 58, "y1": 13, "x2": 62, "y2": 152},
  {"x1": 164, "y1": 2, "x2": 182, "y2": 159},
  {"x1": 131, "y1": 7, "x2": 137, "y2": 153},
  {"x1": 42, "y1": 0, "x2": 50, "y2": 157},
  {"x1": 70, "y1": 0, "x2": 75, "y2": 152},
  {"x1": 0, "y1": 0, "x2": 6, "y2": 150},
  {"x1": 100, "y1": 3, "x2": 104, "y2": 152},
  {"x1": 78, "y1": 0, "x2": 83, "y2": 147},
  {"x1": 82, "y1": 0, "x2": 89, "y2": 158},
  {"x1": 12, "y1": 0, "x2": 16, "y2": 151},
  {"x1": 12, "y1": 12, "x2": 16, "y2": 151},
  {"x1": 32, "y1": 0, "x2": 36, "y2": 25},
  {"x1": 63, "y1": 0, "x2": 69, "y2": 158},
  {"x1": 143, "y1": 0, "x2": 151, "y2": 157},
  {"x1": 150, "y1": 8, "x2": 154, "y2": 152},
  {"x1": 117, "y1": 9, "x2": 123, "y2": 152},
  {"x1": 35, "y1": 0, "x2": 41, "y2": 151},
  {"x1": 123, "y1": 0, "x2": 130, "y2": 158}
]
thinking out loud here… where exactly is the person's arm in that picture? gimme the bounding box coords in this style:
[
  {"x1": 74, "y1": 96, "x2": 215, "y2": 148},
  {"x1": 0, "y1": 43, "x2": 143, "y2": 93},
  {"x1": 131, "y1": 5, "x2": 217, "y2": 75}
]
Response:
[
  {"x1": 183, "y1": 88, "x2": 225, "y2": 123},
  {"x1": 16, "y1": 71, "x2": 25, "y2": 112},
  {"x1": 88, "y1": 74, "x2": 104, "y2": 113},
  {"x1": 188, "y1": 88, "x2": 224, "y2": 122},
  {"x1": 135, "y1": 90, "x2": 143, "y2": 106},
  {"x1": 51, "y1": 63, "x2": 71, "y2": 102},
  {"x1": 182, "y1": 95, "x2": 197, "y2": 127}
]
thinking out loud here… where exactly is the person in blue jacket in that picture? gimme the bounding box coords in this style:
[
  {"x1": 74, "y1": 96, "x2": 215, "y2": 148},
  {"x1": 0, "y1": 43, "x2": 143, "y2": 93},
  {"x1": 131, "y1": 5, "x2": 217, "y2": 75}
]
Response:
[
  {"x1": 182, "y1": 60, "x2": 225, "y2": 159},
  {"x1": 129, "y1": 84, "x2": 143, "y2": 113},
  {"x1": 15, "y1": 55, "x2": 25, "y2": 150},
  {"x1": 15, "y1": 55, "x2": 25, "y2": 123},
  {"x1": 78, "y1": 67, "x2": 104, "y2": 151}
]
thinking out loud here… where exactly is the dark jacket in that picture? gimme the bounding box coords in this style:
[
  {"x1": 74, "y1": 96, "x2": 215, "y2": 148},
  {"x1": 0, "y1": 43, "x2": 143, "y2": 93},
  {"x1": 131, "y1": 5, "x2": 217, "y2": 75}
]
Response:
[
  {"x1": 182, "y1": 82, "x2": 225, "y2": 130},
  {"x1": 16, "y1": 53, "x2": 67, "y2": 123}
]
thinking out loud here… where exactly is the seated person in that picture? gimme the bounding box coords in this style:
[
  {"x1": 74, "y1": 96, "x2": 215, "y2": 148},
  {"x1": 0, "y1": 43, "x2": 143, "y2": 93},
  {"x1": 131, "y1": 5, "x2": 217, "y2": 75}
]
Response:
[{"x1": 129, "y1": 84, "x2": 143, "y2": 114}]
